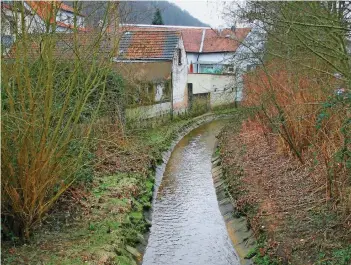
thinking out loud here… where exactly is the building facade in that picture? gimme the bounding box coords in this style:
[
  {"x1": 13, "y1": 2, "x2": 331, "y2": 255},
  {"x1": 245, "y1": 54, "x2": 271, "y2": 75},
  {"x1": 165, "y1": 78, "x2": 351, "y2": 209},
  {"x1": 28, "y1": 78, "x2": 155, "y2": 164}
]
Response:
[
  {"x1": 114, "y1": 30, "x2": 188, "y2": 120},
  {"x1": 120, "y1": 24, "x2": 254, "y2": 106}
]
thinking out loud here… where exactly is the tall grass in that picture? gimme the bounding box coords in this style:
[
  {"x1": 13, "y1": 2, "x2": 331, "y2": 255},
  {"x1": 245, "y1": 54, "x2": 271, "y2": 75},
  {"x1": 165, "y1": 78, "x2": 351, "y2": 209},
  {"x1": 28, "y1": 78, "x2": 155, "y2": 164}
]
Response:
[{"x1": 1, "y1": 1, "x2": 120, "y2": 239}]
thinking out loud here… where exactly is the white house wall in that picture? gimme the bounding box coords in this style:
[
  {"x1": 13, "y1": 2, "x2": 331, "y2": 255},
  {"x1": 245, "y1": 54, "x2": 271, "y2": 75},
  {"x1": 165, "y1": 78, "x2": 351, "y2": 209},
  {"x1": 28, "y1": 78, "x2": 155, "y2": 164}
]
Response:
[
  {"x1": 187, "y1": 73, "x2": 242, "y2": 104},
  {"x1": 210, "y1": 90, "x2": 238, "y2": 107},
  {"x1": 197, "y1": 52, "x2": 236, "y2": 65},
  {"x1": 230, "y1": 27, "x2": 265, "y2": 74},
  {"x1": 56, "y1": 10, "x2": 84, "y2": 28},
  {"x1": 126, "y1": 102, "x2": 172, "y2": 120},
  {"x1": 186, "y1": 52, "x2": 236, "y2": 73},
  {"x1": 172, "y1": 37, "x2": 188, "y2": 113},
  {"x1": 188, "y1": 73, "x2": 234, "y2": 93},
  {"x1": 186, "y1": 52, "x2": 199, "y2": 71}
]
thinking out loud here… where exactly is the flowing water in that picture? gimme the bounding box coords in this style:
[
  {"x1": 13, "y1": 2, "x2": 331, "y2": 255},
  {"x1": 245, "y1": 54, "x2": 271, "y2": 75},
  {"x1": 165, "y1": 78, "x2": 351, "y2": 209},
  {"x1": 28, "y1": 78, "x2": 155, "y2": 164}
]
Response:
[{"x1": 142, "y1": 120, "x2": 240, "y2": 265}]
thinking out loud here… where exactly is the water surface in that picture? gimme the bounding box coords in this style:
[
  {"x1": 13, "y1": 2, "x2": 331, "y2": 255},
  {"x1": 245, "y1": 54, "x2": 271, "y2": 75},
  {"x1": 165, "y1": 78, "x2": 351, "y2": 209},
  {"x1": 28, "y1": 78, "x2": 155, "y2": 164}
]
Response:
[{"x1": 142, "y1": 120, "x2": 240, "y2": 265}]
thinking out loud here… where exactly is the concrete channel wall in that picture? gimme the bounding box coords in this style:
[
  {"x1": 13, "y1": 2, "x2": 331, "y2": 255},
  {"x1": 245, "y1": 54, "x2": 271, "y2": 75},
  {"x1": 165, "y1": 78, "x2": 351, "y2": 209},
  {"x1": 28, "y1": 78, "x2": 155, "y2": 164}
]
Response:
[{"x1": 211, "y1": 142, "x2": 256, "y2": 265}]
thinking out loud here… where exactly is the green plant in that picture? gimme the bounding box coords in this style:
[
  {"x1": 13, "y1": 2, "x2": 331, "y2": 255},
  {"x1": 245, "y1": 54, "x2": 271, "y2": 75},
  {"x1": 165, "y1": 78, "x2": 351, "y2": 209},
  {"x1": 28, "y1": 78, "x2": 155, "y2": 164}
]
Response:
[
  {"x1": 317, "y1": 246, "x2": 351, "y2": 265},
  {"x1": 1, "y1": 1, "x2": 120, "y2": 239},
  {"x1": 188, "y1": 95, "x2": 210, "y2": 117}
]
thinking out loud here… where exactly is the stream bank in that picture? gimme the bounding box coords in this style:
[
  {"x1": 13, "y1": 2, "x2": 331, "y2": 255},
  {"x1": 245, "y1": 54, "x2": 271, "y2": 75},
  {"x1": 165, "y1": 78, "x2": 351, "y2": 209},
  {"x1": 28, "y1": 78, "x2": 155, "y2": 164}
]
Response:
[
  {"x1": 217, "y1": 119, "x2": 351, "y2": 265},
  {"x1": 2, "y1": 110, "x2": 238, "y2": 265}
]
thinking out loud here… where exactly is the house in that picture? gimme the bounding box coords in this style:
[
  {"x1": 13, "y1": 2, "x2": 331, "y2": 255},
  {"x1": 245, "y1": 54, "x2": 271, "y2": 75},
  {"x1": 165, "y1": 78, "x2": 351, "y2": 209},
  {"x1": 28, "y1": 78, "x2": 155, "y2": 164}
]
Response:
[
  {"x1": 114, "y1": 30, "x2": 188, "y2": 120},
  {"x1": 1, "y1": 1, "x2": 86, "y2": 56},
  {"x1": 1, "y1": 1, "x2": 85, "y2": 44},
  {"x1": 121, "y1": 24, "x2": 253, "y2": 107},
  {"x1": 24, "y1": 0, "x2": 86, "y2": 32}
]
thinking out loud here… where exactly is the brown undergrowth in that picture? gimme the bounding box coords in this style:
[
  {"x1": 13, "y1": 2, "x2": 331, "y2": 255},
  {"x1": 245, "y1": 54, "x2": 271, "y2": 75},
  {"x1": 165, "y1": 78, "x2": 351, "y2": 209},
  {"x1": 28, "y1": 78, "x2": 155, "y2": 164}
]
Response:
[
  {"x1": 1, "y1": 114, "x2": 215, "y2": 264},
  {"x1": 1, "y1": 120, "x2": 159, "y2": 264},
  {"x1": 218, "y1": 119, "x2": 351, "y2": 264}
]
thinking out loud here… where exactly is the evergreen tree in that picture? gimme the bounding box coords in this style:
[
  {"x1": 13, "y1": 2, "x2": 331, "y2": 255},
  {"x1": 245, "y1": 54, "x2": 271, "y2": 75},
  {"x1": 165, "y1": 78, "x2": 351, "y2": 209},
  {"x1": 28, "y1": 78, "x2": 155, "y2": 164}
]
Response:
[{"x1": 152, "y1": 8, "x2": 164, "y2": 25}]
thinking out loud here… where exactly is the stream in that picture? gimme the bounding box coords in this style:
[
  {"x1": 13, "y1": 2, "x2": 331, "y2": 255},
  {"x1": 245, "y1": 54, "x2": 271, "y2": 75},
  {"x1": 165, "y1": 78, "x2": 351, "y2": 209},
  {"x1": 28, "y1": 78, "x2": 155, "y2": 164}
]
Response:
[{"x1": 142, "y1": 119, "x2": 240, "y2": 265}]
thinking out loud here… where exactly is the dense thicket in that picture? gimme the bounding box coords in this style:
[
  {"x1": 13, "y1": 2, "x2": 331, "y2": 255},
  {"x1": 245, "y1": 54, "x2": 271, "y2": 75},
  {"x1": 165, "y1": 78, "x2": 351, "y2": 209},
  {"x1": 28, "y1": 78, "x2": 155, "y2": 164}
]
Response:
[{"x1": 238, "y1": 1, "x2": 350, "y2": 210}]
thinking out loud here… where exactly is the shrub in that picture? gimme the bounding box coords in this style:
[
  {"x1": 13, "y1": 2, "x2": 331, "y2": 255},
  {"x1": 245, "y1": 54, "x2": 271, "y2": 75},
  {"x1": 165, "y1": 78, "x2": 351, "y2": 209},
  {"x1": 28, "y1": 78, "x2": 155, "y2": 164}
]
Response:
[{"x1": 1, "y1": 2, "x2": 120, "y2": 239}]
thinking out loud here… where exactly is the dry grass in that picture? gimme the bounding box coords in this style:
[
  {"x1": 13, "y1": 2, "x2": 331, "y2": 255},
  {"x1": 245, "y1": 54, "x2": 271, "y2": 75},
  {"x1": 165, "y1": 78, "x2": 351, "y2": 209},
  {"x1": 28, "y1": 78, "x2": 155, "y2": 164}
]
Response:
[
  {"x1": 242, "y1": 60, "x2": 350, "y2": 211},
  {"x1": 219, "y1": 119, "x2": 351, "y2": 264}
]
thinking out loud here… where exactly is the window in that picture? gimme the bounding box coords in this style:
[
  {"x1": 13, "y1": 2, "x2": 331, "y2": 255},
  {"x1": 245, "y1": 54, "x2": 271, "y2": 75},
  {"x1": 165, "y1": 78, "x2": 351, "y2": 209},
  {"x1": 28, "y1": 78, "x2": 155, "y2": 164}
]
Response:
[
  {"x1": 177, "y1": 48, "x2": 182, "y2": 65},
  {"x1": 199, "y1": 64, "x2": 223, "y2": 74}
]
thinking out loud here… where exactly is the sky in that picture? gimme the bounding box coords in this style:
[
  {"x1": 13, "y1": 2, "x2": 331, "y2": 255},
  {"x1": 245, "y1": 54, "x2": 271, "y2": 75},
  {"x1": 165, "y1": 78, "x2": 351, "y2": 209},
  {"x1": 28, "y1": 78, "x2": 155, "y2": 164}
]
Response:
[{"x1": 168, "y1": 0, "x2": 240, "y2": 28}]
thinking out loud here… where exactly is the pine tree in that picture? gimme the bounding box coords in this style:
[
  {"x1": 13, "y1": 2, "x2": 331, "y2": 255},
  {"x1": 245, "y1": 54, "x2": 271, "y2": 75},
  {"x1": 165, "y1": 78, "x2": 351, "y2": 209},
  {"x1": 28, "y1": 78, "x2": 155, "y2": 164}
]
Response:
[{"x1": 152, "y1": 8, "x2": 164, "y2": 25}]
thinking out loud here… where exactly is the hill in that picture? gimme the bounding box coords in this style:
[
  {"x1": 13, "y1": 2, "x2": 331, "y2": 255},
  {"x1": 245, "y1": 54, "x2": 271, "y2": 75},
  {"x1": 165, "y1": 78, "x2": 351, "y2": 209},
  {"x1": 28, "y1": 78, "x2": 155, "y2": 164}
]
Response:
[{"x1": 66, "y1": 1, "x2": 209, "y2": 27}]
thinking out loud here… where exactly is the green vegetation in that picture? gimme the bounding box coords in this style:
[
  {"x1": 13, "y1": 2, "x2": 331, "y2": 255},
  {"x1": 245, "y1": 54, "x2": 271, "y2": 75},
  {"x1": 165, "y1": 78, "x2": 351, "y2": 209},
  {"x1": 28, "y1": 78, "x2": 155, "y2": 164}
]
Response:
[
  {"x1": 316, "y1": 246, "x2": 351, "y2": 265},
  {"x1": 152, "y1": 8, "x2": 164, "y2": 25},
  {"x1": 2, "y1": 103, "x2": 233, "y2": 263}
]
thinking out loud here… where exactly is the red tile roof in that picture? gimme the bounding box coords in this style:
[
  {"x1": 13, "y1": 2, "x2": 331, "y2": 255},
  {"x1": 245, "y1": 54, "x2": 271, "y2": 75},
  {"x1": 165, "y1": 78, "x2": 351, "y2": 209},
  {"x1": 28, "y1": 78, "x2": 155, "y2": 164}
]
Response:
[
  {"x1": 121, "y1": 25, "x2": 251, "y2": 53},
  {"x1": 118, "y1": 31, "x2": 181, "y2": 61},
  {"x1": 1, "y1": 3, "x2": 11, "y2": 10},
  {"x1": 26, "y1": 1, "x2": 56, "y2": 23},
  {"x1": 203, "y1": 28, "x2": 251, "y2": 53},
  {"x1": 26, "y1": 1, "x2": 85, "y2": 30}
]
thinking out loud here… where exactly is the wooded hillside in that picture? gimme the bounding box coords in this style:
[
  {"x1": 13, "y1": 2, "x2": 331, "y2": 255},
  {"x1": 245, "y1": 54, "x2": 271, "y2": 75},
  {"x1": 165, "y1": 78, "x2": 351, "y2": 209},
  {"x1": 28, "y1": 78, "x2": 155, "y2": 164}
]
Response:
[{"x1": 64, "y1": 1, "x2": 209, "y2": 27}]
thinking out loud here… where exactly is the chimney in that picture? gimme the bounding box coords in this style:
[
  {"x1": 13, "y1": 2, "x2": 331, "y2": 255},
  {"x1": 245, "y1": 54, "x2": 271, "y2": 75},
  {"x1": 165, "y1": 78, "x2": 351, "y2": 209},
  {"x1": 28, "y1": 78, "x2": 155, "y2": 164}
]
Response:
[{"x1": 231, "y1": 25, "x2": 236, "y2": 33}]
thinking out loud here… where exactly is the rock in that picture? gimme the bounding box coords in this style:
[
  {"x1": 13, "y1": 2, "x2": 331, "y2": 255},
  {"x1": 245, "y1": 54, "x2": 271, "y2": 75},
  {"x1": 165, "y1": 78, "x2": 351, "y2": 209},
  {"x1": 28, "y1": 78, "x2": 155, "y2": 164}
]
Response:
[
  {"x1": 211, "y1": 156, "x2": 220, "y2": 162},
  {"x1": 137, "y1": 233, "x2": 146, "y2": 245},
  {"x1": 126, "y1": 245, "x2": 141, "y2": 259}
]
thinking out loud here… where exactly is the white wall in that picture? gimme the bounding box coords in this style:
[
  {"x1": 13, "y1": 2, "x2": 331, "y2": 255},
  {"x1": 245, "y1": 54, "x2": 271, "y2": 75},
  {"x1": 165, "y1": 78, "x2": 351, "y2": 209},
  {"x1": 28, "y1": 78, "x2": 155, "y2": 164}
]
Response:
[
  {"x1": 187, "y1": 52, "x2": 199, "y2": 72},
  {"x1": 230, "y1": 27, "x2": 265, "y2": 74},
  {"x1": 187, "y1": 73, "x2": 242, "y2": 105},
  {"x1": 187, "y1": 73, "x2": 234, "y2": 93},
  {"x1": 126, "y1": 102, "x2": 171, "y2": 120},
  {"x1": 56, "y1": 10, "x2": 84, "y2": 27},
  {"x1": 210, "y1": 90, "x2": 238, "y2": 107},
  {"x1": 172, "y1": 37, "x2": 188, "y2": 112},
  {"x1": 198, "y1": 52, "x2": 236, "y2": 65},
  {"x1": 186, "y1": 52, "x2": 236, "y2": 73}
]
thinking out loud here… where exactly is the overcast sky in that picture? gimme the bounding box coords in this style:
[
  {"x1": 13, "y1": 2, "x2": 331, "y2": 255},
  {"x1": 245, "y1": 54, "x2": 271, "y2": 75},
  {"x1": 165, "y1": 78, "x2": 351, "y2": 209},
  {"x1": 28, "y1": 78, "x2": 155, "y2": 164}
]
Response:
[{"x1": 168, "y1": 0, "x2": 239, "y2": 28}]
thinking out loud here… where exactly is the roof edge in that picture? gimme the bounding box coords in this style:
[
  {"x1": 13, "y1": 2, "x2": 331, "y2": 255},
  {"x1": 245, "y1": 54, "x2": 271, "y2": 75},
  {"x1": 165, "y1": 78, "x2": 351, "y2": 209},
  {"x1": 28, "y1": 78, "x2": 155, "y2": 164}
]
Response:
[
  {"x1": 120, "y1": 23, "x2": 211, "y2": 29},
  {"x1": 113, "y1": 58, "x2": 173, "y2": 63}
]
